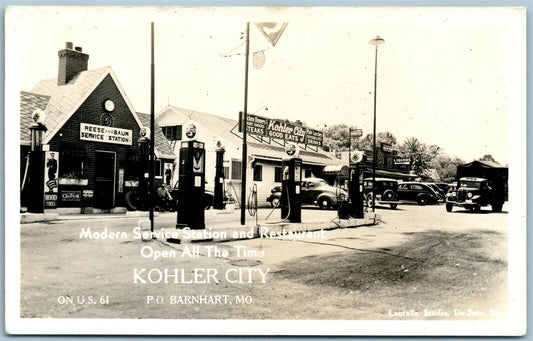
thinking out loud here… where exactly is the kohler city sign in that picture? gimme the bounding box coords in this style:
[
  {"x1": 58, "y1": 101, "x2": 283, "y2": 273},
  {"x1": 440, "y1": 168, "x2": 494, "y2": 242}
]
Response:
[
  {"x1": 246, "y1": 114, "x2": 323, "y2": 146},
  {"x1": 80, "y1": 123, "x2": 133, "y2": 145}
]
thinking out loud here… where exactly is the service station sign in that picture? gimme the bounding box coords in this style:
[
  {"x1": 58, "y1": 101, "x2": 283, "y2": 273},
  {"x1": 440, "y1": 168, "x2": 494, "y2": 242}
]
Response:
[
  {"x1": 80, "y1": 123, "x2": 133, "y2": 145},
  {"x1": 246, "y1": 114, "x2": 323, "y2": 146}
]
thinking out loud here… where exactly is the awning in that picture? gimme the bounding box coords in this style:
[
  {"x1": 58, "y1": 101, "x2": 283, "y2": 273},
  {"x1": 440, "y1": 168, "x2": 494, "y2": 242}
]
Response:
[{"x1": 322, "y1": 165, "x2": 349, "y2": 176}]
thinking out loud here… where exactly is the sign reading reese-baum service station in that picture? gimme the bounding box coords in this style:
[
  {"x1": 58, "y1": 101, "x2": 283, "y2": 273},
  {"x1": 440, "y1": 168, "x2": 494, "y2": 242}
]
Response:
[
  {"x1": 80, "y1": 123, "x2": 133, "y2": 145},
  {"x1": 246, "y1": 113, "x2": 323, "y2": 146}
]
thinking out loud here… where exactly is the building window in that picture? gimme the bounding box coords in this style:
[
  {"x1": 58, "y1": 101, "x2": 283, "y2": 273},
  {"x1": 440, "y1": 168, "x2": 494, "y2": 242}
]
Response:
[
  {"x1": 231, "y1": 160, "x2": 242, "y2": 180},
  {"x1": 59, "y1": 143, "x2": 86, "y2": 179},
  {"x1": 162, "y1": 125, "x2": 182, "y2": 141},
  {"x1": 305, "y1": 169, "x2": 312, "y2": 178},
  {"x1": 274, "y1": 167, "x2": 283, "y2": 183},
  {"x1": 223, "y1": 166, "x2": 229, "y2": 179},
  {"x1": 253, "y1": 164, "x2": 262, "y2": 182}
]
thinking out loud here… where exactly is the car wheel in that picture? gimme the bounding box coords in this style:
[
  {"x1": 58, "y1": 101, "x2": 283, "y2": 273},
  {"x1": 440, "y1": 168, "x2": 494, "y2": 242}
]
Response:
[
  {"x1": 492, "y1": 202, "x2": 503, "y2": 212},
  {"x1": 318, "y1": 197, "x2": 331, "y2": 210},
  {"x1": 383, "y1": 189, "x2": 395, "y2": 201},
  {"x1": 446, "y1": 203, "x2": 453, "y2": 212},
  {"x1": 417, "y1": 197, "x2": 427, "y2": 206},
  {"x1": 271, "y1": 197, "x2": 280, "y2": 208},
  {"x1": 366, "y1": 192, "x2": 374, "y2": 208},
  {"x1": 204, "y1": 194, "x2": 213, "y2": 210},
  {"x1": 125, "y1": 191, "x2": 138, "y2": 211},
  {"x1": 390, "y1": 204, "x2": 398, "y2": 209},
  {"x1": 473, "y1": 205, "x2": 481, "y2": 212}
]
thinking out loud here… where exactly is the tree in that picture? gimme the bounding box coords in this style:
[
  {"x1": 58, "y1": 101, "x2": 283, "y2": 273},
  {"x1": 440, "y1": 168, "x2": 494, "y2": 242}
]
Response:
[
  {"x1": 430, "y1": 154, "x2": 465, "y2": 183},
  {"x1": 398, "y1": 137, "x2": 431, "y2": 176},
  {"x1": 322, "y1": 125, "x2": 399, "y2": 153},
  {"x1": 478, "y1": 154, "x2": 497, "y2": 163},
  {"x1": 352, "y1": 132, "x2": 398, "y2": 152},
  {"x1": 322, "y1": 124, "x2": 352, "y2": 152}
]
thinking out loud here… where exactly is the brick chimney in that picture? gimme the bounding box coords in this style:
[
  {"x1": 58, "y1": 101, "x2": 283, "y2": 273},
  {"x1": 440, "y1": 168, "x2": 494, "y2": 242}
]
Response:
[{"x1": 57, "y1": 42, "x2": 89, "y2": 86}]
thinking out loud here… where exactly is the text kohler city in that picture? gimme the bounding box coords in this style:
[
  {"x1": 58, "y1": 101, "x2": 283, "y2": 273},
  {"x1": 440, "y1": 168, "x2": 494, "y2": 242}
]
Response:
[
  {"x1": 133, "y1": 267, "x2": 270, "y2": 284},
  {"x1": 79, "y1": 227, "x2": 272, "y2": 285}
]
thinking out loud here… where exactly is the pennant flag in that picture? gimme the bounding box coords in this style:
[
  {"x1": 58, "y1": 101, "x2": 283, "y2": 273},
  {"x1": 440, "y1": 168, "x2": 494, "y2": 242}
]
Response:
[{"x1": 254, "y1": 22, "x2": 288, "y2": 47}]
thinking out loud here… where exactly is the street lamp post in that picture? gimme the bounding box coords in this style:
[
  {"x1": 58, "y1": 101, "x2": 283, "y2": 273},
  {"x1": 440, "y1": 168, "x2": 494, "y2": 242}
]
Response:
[{"x1": 369, "y1": 36, "x2": 385, "y2": 213}]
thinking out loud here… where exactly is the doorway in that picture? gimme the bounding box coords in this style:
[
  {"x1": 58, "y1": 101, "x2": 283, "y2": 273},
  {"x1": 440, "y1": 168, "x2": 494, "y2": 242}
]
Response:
[{"x1": 94, "y1": 151, "x2": 116, "y2": 209}]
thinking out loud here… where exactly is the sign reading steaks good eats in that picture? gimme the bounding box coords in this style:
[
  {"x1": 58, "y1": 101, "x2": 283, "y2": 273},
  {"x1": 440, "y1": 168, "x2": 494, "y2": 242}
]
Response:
[{"x1": 246, "y1": 114, "x2": 323, "y2": 147}]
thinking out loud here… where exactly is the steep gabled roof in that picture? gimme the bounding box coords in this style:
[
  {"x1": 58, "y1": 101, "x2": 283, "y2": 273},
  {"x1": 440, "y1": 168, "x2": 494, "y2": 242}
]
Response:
[
  {"x1": 137, "y1": 112, "x2": 176, "y2": 159},
  {"x1": 20, "y1": 91, "x2": 51, "y2": 144},
  {"x1": 30, "y1": 66, "x2": 143, "y2": 144}
]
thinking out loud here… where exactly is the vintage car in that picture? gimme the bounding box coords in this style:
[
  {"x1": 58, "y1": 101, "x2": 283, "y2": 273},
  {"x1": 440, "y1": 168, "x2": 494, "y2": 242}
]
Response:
[
  {"x1": 435, "y1": 183, "x2": 451, "y2": 194},
  {"x1": 266, "y1": 185, "x2": 282, "y2": 208},
  {"x1": 395, "y1": 182, "x2": 441, "y2": 205},
  {"x1": 363, "y1": 178, "x2": 401, "y2": 209},
  {"x1": 424, "y1": 183, "x2": 446, "y2": 201},
  {"x1": 445, "y1": 184, "x2": 458, "y2": 204},
  {"x1": 266, "y1": 178, "x2": 347, "y2": 210},
  {"x1": 446, "y1": 177, "x2": 503, "y2": 212}
]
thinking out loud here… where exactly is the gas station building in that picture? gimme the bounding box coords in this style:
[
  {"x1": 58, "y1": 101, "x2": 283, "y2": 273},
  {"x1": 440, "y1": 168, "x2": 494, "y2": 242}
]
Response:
[
  {"x1": 156, "y1": 106, "x2": 342, "y2": 207},
  {"x1": 20, "y1": 43, "x2": 175, "y2": 213}
]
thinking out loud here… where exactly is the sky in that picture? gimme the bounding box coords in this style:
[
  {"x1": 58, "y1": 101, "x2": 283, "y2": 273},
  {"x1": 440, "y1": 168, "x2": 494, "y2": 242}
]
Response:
[{"x1": 7, "y1": 6, "x2": 525, "y2": 164}]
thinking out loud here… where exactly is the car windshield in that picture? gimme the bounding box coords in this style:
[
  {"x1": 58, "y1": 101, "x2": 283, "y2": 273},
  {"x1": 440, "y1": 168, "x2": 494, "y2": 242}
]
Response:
[
  {"x1": 459, "y1": 180, "x2": 481, "y2": 189},
  {"x1": 381, "y1": 181, "x2": 396, "y2": 189}
]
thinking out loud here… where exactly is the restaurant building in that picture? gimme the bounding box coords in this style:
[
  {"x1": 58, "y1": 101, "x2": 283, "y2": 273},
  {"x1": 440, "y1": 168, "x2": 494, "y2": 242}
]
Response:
[
  {"x1": 20, "y1": 42, "x2": 175, "y2": 213},
  {"x1": 156, "y1": 106, "x2": 342, "y2": 207}
]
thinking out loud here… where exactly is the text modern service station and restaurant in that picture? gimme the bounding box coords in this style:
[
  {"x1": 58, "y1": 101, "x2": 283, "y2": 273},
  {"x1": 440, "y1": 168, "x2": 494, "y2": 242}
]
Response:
[{"x1": 20, "y1": 42, "x2": 176, "y2": 213}]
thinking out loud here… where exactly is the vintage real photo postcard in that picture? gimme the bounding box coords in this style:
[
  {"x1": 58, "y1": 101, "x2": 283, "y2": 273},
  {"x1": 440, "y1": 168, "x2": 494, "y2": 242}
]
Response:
[{"x1": 4, "y1": 6, "x2": 526, "y2": 336}]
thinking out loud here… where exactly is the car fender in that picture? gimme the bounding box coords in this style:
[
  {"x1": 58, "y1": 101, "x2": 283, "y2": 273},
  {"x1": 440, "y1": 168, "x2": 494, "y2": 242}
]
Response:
[
  {"x1": 269, "y1": 192, "x2": 281, "y2": 201},
  {"x1": 316, "y1": 193, "x2": 338, "y2": 205},
  {"x1": 416, "y1": 193, "x2": 434, "y2": 201}
]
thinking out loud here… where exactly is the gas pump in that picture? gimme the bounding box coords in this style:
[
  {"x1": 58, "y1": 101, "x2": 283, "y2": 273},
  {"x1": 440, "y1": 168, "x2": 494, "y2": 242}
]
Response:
[
  {"x1": 213, "y1": 142, "x2": 225, "y2": 210},
  {"x1": 280, "y1": 143, "x2": 302, "y2": 223},
  {"x1": 349, "y1": 151, "x2": 365, "y2": 218},
  {"x1": 177, "y1": 140, "x2": 206, "y2": 229}
]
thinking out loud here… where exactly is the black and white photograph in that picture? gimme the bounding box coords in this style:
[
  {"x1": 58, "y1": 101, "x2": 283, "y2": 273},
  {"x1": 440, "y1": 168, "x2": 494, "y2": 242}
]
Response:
[{"x1": 4, "y1": 6, "x2": 527, "y2": 336}]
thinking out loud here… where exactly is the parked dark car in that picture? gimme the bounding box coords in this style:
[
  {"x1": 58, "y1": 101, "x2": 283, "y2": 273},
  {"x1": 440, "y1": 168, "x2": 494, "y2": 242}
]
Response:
[
  {"x1": 424, "y1": 183, "x2": 446, "y2": 201},
  {"x1": 396, "y1": 182, "x2": 441, "y2": 205},
  {"x1": 435, "y1": 183, "x2": 451, "y2": 194},
  {"x1": 266, "y1": 185, "x2": 282, "y2": 208},
  {"x1": 266, "y1": 178, "x2": 347, "y2": 210},
  {"x1": 363, "y1": 178, "x2": 401, "y2": 209}
]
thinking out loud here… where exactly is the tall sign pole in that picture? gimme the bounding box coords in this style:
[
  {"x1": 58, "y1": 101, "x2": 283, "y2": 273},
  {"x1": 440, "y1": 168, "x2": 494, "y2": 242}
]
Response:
[
  {"x1": 149, "y1": 22, "x2": 155, "y2": 232},
  {"x1": 240, "y1": 22, "x2": 250, "y2": 225}
]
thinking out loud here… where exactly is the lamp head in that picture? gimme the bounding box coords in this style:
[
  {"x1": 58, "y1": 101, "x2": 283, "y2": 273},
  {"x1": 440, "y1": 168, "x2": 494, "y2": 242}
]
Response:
[{"x1": 369, "y1": 36, "x2": 385, "y2": 46}]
